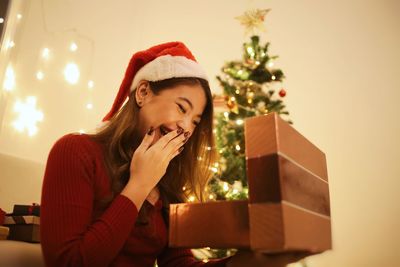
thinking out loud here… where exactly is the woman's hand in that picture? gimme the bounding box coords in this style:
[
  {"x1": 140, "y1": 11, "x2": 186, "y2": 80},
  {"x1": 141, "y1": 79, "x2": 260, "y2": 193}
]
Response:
[
  {"x1": 122, "y1": 127, "x2": 187, "y2": 208},
  {"x1": 226, "y1": 250, "x2": 317, "y2": 267}
]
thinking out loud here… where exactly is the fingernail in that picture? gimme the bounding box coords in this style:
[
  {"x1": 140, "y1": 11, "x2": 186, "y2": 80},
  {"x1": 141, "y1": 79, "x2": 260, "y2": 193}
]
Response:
[
  {"x1": 147, "y1": 127, "x2": 154, "y2": 135},
  {"x1": 177, "y1": 128, "x2": 183, "y2": 134},
  {"x1": 184, "y1": 131, "x2": 190, "y2": 138},
  {"x1": 179, "y1": 146, "x2": 184, "y2": 153}
]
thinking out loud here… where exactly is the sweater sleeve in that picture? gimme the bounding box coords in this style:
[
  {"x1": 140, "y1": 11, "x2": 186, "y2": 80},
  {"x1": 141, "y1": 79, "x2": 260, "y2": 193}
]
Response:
[
  {"x1": 157, "y1": 248, "x2": 232, "y2": 267},
  {"x1": 40, "y1": 134, "x2": 138, "y2": 267}
]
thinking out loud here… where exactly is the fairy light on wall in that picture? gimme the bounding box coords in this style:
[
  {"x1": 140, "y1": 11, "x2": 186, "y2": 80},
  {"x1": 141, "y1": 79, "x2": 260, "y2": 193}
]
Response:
[
  {"x1": 17, "y1": 14, "x2": 22, "y2": 20},
  {"x1": 188, "y1": 195, "x2": 195, "y2": 202},
  {"x1": 88, "y1": 80, "x2": 94, "y2": 89},
  {"x1": 3, "y1": 65, "x2": 15, "y2": 91},
  {"x1": 86, "y1": 103, "x2": 93, "y2": 109},
  {"x1": 69, "y1": 42, "x2": 78, "y2": 51},
  {"x1": 36, "y1": 71, "x2": 44, "y2": 80},
  {"x1": 63, "y1": 62, "x2": 80, "y2": 84},
  {"x1": 42, "y1": 48, "x2": 50, "y2": 59},
  {"x1": 0, "y1": 18, "x2": 4, "y2": 24},
  {"x1": 12, "y1": 96, "x2": 44, "y2": 136}
]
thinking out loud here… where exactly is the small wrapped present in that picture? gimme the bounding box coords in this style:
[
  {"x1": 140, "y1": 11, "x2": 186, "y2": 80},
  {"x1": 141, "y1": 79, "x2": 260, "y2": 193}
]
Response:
[
  {"x1": 3, "y1": 216, "x2": 40, "y2": 243},
  {"x1": 0, "y1": 226, "x2": 9, "y2": 240}
]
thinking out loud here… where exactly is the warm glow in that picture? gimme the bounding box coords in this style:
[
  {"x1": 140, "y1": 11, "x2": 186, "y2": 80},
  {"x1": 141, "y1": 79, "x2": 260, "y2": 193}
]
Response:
[
  {"x1": 12, "y1": 96, "x2": 44, "y2": 136},
  {"x1": 209, "y1": 195, "x2": 214, "y2": 200},
  {"x1": 268, "y1": 61, "x2": 274, "y2": 68},
  {"x1": 271, "y1": 75, "x2": 276, "y2": 80},
  {"x1": 0, "y1": 18, "x2": 4, "y2": 24},
  {"x1": 86, "y1": 103, "x2": 93, "y2": 109},
  {"x1": 235, "y1": 144, "x2": 241, "y2": 151},
  {"x1": 42, "y1": 48, "x2": 50, "y2": 59},
  {"x1": 64, "y1": 63, "x2": 80, "y2": 84},
  {"x1": 211, "y1": 167, "x2": 218, "y2": 173},
  {"x1": 17, "y1": 14, "x2": 22, "y2": 20},
  {"x1": 36, "y1": 71, "x2": 44, "y2": 80},
  {"x1": 223, "y1": 112, "x2": 229, "y2": 119},
  {"x1": 3, "y1": 65, "x2": 15, "y2": 91},
  {"x1": 79, "y1": 129, "x2": 86, "y2": 134},
  {"x1": 88, "y1": 80, "x2": 94, "y2": 88},
  {"x1": 236, "y1": 119, "x2": 244, "y2": 125},
  {"x1": 223, "y1": 182, "x2": 229, "y2": 192},
  {"x1": 70, "y1": 42, "x2": 78, "y2": 51},
  {"x1": 188, "y1": 195, "x2": 195, "y2": 202},
  {"x1": 232, "y1": 189, "x2": 239, "y2": 194}
]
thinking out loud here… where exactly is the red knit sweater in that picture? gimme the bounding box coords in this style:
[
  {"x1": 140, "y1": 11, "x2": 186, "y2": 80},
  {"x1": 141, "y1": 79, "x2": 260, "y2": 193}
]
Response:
[{"x1": 41, "y1": 134, "x2": 230, "y2": 267}]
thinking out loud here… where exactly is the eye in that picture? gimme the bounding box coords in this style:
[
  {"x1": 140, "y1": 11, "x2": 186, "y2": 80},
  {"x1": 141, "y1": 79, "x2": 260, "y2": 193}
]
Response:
[{"x1": 177, "y1": 103, "x2": 186, "y2": 114}]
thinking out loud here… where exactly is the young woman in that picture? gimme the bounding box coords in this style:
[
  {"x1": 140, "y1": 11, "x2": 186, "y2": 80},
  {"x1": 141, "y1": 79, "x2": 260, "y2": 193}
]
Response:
[{"x1": 40, "y1": 42, "x2": 312, "y2": 267}]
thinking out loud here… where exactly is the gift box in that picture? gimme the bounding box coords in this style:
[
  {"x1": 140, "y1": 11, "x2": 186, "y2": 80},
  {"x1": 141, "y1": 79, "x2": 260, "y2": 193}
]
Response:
[
  {"x1": 0, "y1": 226, "x2": 9, "y2": 240},
  {"x1": 169, "y1": 112, "x2": 331, "y2": 253},
  {"x1": 3, "y1": 216, "x2": 40, "y2": 243}
]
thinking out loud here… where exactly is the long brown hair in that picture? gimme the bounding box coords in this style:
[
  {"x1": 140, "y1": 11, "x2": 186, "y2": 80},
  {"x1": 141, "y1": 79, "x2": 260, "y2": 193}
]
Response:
[{"x1": 90, "y1": 77, "x2": 216, "y2": 223}]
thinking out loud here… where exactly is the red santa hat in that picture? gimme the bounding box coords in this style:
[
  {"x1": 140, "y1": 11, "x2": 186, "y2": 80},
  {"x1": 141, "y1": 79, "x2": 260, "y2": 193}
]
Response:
[{"x1": 102, "y1": 41, "x2": 208, "y2": 121}]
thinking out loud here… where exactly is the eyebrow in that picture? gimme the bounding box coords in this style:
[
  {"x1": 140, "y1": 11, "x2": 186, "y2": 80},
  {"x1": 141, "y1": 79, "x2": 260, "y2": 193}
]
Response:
[{"x1": 178, "y1": 97, "x2": 202, "y2": 119}]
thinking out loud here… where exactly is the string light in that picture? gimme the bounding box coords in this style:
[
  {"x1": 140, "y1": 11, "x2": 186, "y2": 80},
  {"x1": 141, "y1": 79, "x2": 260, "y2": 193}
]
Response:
[
  {"x1": 3, "y1": 65, "x2": 15, "y2": 91},
  {"x1": 88, "y1": 80, "x2": 94, "y2": 89},
  {"x1": 202, "y1": 259, "x2": 209, "y2": 263},
  {"x1": 0, "y1": 18, "x2": 4, "y2": 24},
  {"x1": 209, "y1": 195, "x2": 214, "y2": 200},
  {"x1": 182, "y1": 186, "x2": 186, "y2": 191},
  {"x1": 17, "y1": 14, "x2": 22, "y2": 20},
  {"x1": 232, "y1": 189, "x2": 239, "y2": 194},
  {"x1": 42, "y1": 48, "x2": 50, "y2": 59},
  {"x1": 64, "y1": 63, "x2": 80, "y2": 84},
  {"x1": 235, "y1": 144, "x2": 241, "y2": 151},
  {"x1": 211, "y1": 167, "x2": 218, "y2": 173},
  {"x1": 79, "y1": 129, "x2": 86, "y2": 134},
  {"x1": 206, "y1": 146, "x2": 212, "y2": 151},
  {"x1": 268, "y1": 61, "x2": 274, "y2": 68},
  {"x1": 223, "y1": 111, "x2": 229, "y2": 119},
  {"x1": 236, "y1": 119, "x2": 243, "y2": 125},
  {"x1": 6, "y1": 40, "x2": 15, "y2": 49},
  {"x1": 223, "y1": 182, "x2": 229, "y2": 192},
  {"x1": 70, "y1": 42, "x2": 78, "y2": 51},
  {"x1": 86, "y1": 103, "x2": 93, "y2": 109},
  {"x1": 36, "y1": 71, "x2": 44, "y2": 80},
  {"x1": 271, "y1": 75, "x2": 276, "y2": 80},
  {"x1": 188, "y1": 195, "x2": 195, "y2": 202}
]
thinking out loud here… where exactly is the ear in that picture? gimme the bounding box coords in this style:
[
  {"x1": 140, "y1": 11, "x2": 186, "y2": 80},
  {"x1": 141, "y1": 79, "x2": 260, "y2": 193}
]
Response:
[{"x1": 135, "y1": 80, "x2": 153, "y2": 107}]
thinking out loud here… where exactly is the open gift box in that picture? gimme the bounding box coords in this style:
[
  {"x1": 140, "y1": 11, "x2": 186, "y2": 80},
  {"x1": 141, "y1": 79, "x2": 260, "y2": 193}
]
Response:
[{"x1": 169, "y1": 113, "x2": 331, "y2": 253}]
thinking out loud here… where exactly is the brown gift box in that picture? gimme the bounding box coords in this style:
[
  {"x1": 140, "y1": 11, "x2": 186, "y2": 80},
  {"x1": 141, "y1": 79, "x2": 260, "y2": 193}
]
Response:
[
  {"x1": 169, "y1": 113, "x2": 331, "y2": 252},
  {"x1": 3, "y1": 216, "x2": 40, "y2": 243}
]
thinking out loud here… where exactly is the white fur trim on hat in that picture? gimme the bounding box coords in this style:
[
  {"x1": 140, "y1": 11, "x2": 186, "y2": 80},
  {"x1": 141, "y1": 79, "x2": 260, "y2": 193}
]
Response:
[{"x1": 130, "y1": 55, "x2": 208, "y2": 91}]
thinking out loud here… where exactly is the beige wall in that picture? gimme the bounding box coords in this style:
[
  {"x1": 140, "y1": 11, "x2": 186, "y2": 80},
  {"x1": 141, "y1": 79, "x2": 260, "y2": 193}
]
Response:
[{"x1": 0, "y1": 0, "x2": 399, "y2": 266}]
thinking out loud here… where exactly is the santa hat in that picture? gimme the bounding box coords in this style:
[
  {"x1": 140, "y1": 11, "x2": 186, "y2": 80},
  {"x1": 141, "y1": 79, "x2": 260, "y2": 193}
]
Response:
[{"x1": 102, "y1": 42, "x2": 208, "y2": 121}]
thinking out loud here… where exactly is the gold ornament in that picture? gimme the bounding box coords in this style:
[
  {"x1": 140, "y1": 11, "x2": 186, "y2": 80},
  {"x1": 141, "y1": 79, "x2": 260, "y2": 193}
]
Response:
[{"x1": 235, "y1": 9, "x2": 270, "y2": 35}]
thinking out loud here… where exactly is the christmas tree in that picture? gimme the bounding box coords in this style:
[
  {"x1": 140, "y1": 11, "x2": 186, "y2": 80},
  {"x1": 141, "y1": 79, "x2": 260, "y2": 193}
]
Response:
[{"x1": 208, "y1": 9, "x2": 292, "y2": 202}]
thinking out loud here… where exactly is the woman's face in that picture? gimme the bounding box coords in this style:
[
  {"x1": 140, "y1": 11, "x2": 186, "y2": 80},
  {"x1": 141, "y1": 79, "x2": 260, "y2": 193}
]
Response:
[{"x1": 136, "y1": 81, "x2": 207, "y2": 145}]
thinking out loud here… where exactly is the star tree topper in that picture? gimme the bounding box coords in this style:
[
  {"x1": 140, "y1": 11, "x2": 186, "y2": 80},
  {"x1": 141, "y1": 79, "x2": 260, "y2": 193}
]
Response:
[{"x1": 235, "y1": 8, "x2": 271, "y2": 35}]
